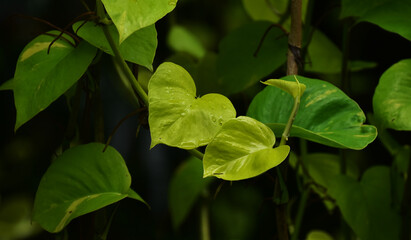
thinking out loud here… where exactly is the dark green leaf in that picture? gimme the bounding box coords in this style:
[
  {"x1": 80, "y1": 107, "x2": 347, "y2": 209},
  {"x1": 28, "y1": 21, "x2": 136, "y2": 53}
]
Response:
[
  {"x1": 247, "y1": 75, "x2": 377, "y2": 149},
  {"x1": 305, "y1": 30, "x2": 377, "y2": 74},
  {"x1": 13, "y1": 31, "x2": 97, "y2": 130},
  {"x1": 101, "y1": 0, "x2": 177, "y2": 43},
  {"x1": 241, "y1": 0, "x2": 288, "y2": 23},
  {"x1": 33, "y1": 143, "x2": 146, "y2": 233},
  {"x1": 373, "y1": 59, "x2": 411, "y2": 130},
  {"x1": 328, "y1": 166, "x2": 401, "y2": 240},
  {"x1": 167, "y1": 25, "x2": 206, "y2": 59},
  {"x1": 73, "y1": 21, "x2": 157, "y2": 71},
  {"x1": 169, "y1": 157, "x2": 213, "y2": 229},
  {"x1": 217, "y1": 21, "x2": 288, "y2": 95},
  {"x1": 203, "y1": 116, "x2": 290, "y2": 181},
  {"x1": 341, "y1": 0, "x2": 411, "y2": 41},
  {"x1": 148, "y1": 62, "x2": 236, "y2": 149}
]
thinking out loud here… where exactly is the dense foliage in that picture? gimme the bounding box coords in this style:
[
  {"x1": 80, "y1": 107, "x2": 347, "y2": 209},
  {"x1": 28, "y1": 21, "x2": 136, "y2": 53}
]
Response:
[{"x1": 0, "y1": 0, "x2": 410, "y2": 239}]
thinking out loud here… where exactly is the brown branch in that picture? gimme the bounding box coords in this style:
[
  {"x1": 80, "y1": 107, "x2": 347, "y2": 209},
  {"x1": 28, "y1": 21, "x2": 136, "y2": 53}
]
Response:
[
  {"x1": 275, "y1": 1, "x2": 303, "y2": 240},
  {"x1": 286, "y1": 0, "x2": 303, "y2": 76}
]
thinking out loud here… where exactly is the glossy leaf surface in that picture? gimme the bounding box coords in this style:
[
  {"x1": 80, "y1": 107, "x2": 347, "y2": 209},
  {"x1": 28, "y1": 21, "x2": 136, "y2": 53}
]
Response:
[
  {"x1": 247, "y1": 75, "x2": 377, "y2": 149},
  {"x1": 73, "y1": 21, "x2": 157, "y2": 70},
  {"x1": 328, "y1": 166, "x2": 401, "y2": 240},
  {"x1": 148, "y1": 62, "x2": 236, "y2": 149},
  {"x1": 169, "y1": 157, "x2": 213, "y2": 229},
  {"x1": 217, "y1": 21, "x2": 287, "y2": 95},
  {"x1": 101, "y1": 0, "x2": 177, "y2": 43},
  {"x1": 13, "y1": 32, "x2": 96, "y2": 130},
  {"x1": 203, "y1": 116, "x2": 290, "y2": 181},
  {"x1": 33, "y1": 143, "x2": 145, "y2": 233},
  {"x1": 373, "y1": 59, "x2": 411, "y2": 130},
  {"x1": 341, "y1": 0, "x2": 411, "y2": 41}
]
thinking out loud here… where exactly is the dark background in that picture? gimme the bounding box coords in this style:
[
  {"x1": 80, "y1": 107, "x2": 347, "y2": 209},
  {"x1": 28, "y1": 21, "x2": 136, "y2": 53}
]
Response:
[{"x1": 0, "y1": 0, "x2": 410, "y2": 239}]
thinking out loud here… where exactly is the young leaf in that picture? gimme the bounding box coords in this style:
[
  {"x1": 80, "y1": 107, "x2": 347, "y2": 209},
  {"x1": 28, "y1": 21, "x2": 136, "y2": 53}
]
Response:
[
  {"x1": 0, "y1": 78, "x2": 13, "y2": 91},
  {"x1": 101, "y1": 0, "x2": 177, "y2": 43},
  {"x1": 217, "y1": 21, "x2": 288, "y2": 95},
  {"x1": 13, "y1": 31, "x2": 97, "y2": 130},
  {"x1": 73, "y1": 21, "x2": 157, "y2": 71},
  {"x1": 262, "y1": 77, "x2": 306, "y2": 98},
  {"x1": 341, "y1": 0, "x2": 411, "y2": 41},
  {"x1": 203, "y1": 116, "x2": 290, "y2": 181},
  {"x1": 373, "y1": 59, "x2": 411, "y2": 130},
  {"x1": 33, "y1": 143, "x2": 146, "y2": 233},
  {"x1": 328, "y1": 166, "x2": 401, "y2": 240},
  {"x1": 247, "y1": 75, "x2": 377, "y2": 150},
  {"x1": 148, "y1": 62, "x2": 236, "y2": 149},
  {"x1": 169, "y1": 157, "x2": 213, "y2": 230}
]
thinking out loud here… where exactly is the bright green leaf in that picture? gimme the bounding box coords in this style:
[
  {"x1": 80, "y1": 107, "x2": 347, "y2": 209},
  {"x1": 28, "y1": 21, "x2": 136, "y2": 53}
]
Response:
[
  {"x1": 13, "y1": 31, "x2": 97, "y2": 130},
  {"x1": 167, "y1": 25, "x2": 206, "y2": 59},
  {"x1": 217, "y1": 21, "x2": 288, "y2": 95},
  {"x1": 247, "y1": 75, "x2": 377, "y2": 149},
  {"x1": 373, "y1": 59, "x2": 411, "y2": 130},
  {"x1": 341, "y1": 0, "x2": 411, "y2": 41},
  {"x1": 305, "y1": 30, "x2": 377, "y2": 74},
  {"x1": 33, "y1": 143, "x2": 146, "y2": 233},
  {"x1": 328, "y1": 166, "x2": 401, "y2": 240},
  {"x1": 306, "y1": 230, "x2": 334, "y2": 240},
  {"x1": 148, "y1": 62, "x2": 236, "y2": 149},
  {"x1": 262, "y1": 77, "x2": 306, "y2": 98},
  {"x1": 73, "y1": 21, "x2": 157, "y2": 71},
  {"x1": 0, "y1": 78, "x2": 13, "y2": 91},
  {"x1": 101, "y1": 0, "x2": 177, "y2": 43},
  {"x1": 203, "y1": 116, "x2": 290, "y2": 181},
  {"x1": 169, "y1": 157, "x2": 213, "y2": 230}
]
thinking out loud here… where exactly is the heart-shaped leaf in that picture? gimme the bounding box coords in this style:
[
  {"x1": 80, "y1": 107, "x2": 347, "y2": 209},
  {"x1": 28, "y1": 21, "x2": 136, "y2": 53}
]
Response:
[
  {"x1": 247, "y1": 75, "x2": 377, "y2": 149},
  {"x1": 341, "y1": 0, "x2": 411, "y2": 41},
  {"x1": 217, "y1": 21, "x2": 288, "y2": 95},
  {"x1": 328, "y1": 166, "x2": 401, "y2": 240},
  {"x1": 148, "y1": 62, "x2": 236, "y2": 149},
  {"x1": 373, "y1": 59, "x2": 411, "y2": 130},
  {"x1": 33, "y1": 143, "x2": 146, "y2": 233},
  {"x1": 169, "y1": 157, "x2": 213, "y2": 229},
  {"x1": 203, "y1": 116, "x2": 290, "y2": 181},
  {"x1": 73, "y1": 21, "x2": 157, "y2": 71},
  {"x1": 13, "y1": 31, "x2": 97, "y2": 130},
  {"x1": 101, "y1": 0, "x2": 177, "y2": 43}
]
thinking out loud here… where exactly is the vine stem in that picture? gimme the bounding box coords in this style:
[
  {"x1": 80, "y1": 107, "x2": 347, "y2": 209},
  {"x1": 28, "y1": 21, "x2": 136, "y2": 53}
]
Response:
[
  {"x1": 95, "y1": 0, "x2": 204, "y2": 161},
  {"x1": 280, "y1": 93, "x2": 301, "y2": 146},
  {"x1": 200, "y1": 201, "x2": 211, "y2": 240},
  {"x1": 275, "y1": 0, "x2": 303, "y2": 239},
  {"x1": 96, "y1": 0, "x2": 148, "y2": 106}
]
